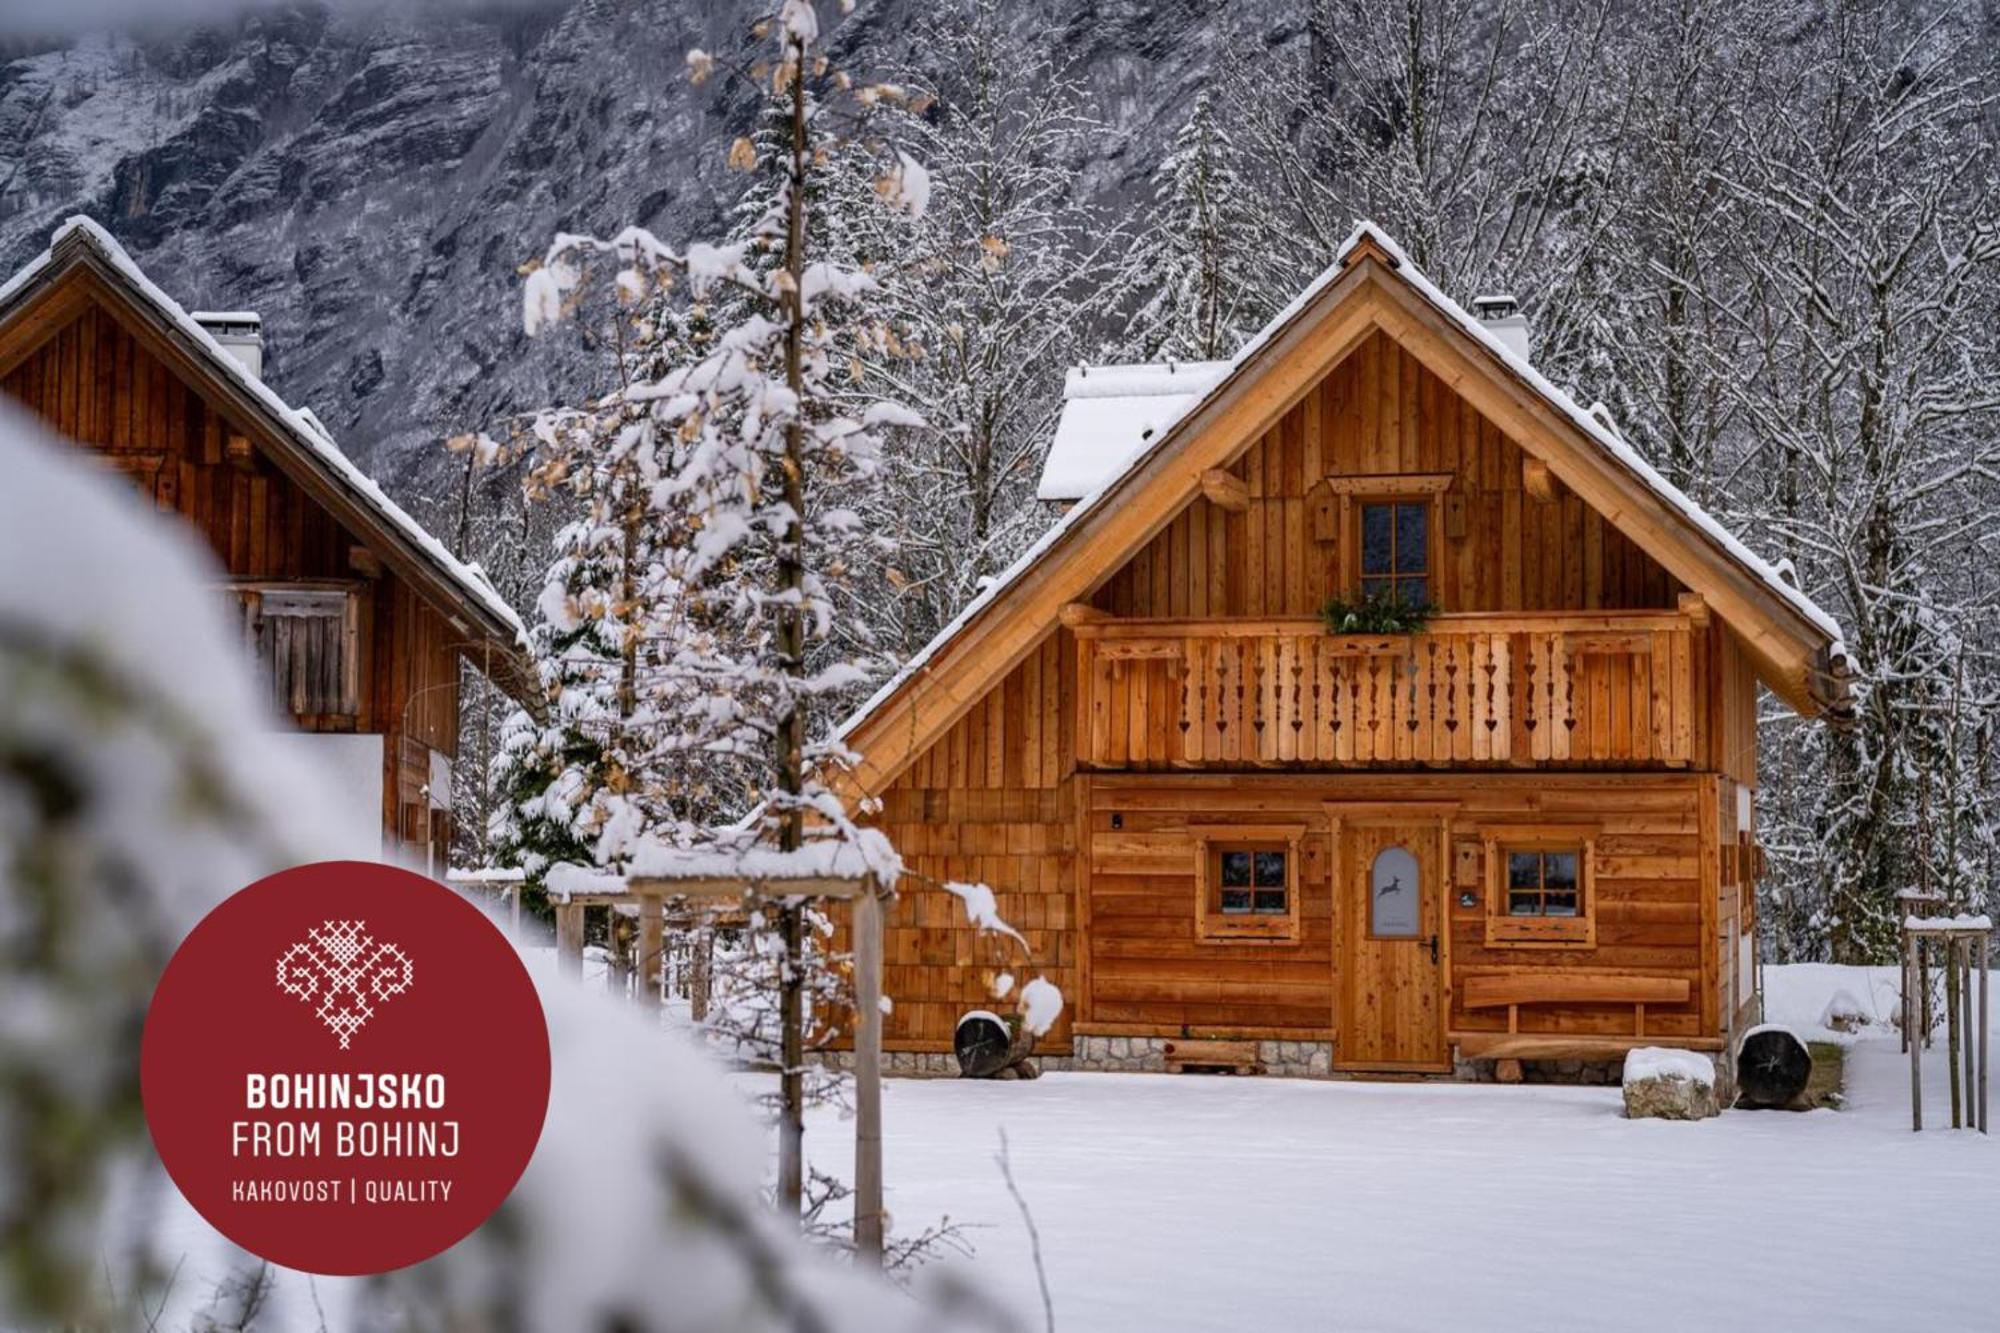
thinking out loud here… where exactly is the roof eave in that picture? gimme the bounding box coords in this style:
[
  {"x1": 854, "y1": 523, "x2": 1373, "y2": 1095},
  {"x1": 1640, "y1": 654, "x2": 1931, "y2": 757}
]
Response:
[{"x1": 2, "y1": 229, "x2": 542, "y2": 713}]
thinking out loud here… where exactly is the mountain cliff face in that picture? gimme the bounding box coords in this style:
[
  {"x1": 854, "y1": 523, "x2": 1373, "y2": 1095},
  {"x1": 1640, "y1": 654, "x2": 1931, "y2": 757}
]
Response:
[{"x1": 0, "y1": 0, "x2": 1277, "y2": 518}]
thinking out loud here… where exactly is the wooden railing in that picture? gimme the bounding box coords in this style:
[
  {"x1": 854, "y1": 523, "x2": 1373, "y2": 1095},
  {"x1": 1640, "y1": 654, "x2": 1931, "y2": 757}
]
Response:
[{"x1": 1071, "y1": 611, "x2": 1702, "y2": 769}]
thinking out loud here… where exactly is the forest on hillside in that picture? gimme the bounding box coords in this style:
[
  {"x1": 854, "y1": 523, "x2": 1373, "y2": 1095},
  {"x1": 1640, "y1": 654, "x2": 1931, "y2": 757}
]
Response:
[{"x1": 450, "y1": 0, "x2": 1999, "y2": 967}]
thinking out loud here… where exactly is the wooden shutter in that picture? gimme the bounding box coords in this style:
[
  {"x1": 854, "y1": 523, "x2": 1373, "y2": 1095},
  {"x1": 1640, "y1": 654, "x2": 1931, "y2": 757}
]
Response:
[{"x1": 230, "y1": 585, "x2": 359, "y2": 720}]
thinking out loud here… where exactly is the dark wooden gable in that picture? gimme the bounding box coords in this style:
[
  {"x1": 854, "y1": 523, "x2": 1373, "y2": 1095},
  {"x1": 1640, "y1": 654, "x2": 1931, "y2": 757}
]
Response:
[{"x1": 3, "y1": 299, "x2": 358, "y2": 583}]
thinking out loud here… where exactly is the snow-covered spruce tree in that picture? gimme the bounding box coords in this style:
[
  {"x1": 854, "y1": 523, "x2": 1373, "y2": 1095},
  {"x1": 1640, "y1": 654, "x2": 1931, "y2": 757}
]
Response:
[
  {"x1": 1114, "y1": 84, "x2": 1258, "y2": 363},
  {"x1": 1718, "y1": 0, "x2": 2000, "y2": 961},
  {"x1": 521, "y1": 1, "x2": 930, "y2": 1221},
  {"x1": 486, "y1": 293, "x2": 723, "y2": 918},
  {"x1": 833, "y1": 0, "x2": 1115, "y2": 651}
]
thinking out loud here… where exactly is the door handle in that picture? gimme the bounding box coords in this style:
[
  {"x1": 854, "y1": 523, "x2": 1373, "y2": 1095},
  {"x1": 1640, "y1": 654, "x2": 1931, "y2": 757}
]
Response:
[{"x1": 1425, "y1": 934, "x2": 1439, "y2": 965}]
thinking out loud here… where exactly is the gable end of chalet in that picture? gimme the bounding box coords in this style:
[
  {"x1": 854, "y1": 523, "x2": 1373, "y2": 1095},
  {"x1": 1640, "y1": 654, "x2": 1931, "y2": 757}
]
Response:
[{"x1": 836, "y1": 222, "x2": 1851, "y2": 799}]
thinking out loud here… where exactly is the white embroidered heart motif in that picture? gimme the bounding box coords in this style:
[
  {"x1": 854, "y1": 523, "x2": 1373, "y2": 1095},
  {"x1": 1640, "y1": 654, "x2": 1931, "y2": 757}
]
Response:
[{"x1": 275, "y1": 920, "x2": 415, "y2": 1049}]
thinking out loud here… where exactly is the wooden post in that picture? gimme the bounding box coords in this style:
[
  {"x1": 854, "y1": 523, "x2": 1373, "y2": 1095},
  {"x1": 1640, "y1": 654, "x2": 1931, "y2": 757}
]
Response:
[
  {"x1": 853, "y1": 882, "x2": 885, "y2": 1266},
  {"x1": 1948, "y1": 943, "x2": 1963, "y2": 1128},
  {"x1": 607, "y1": 910, "x2": 632, "y2": 996},
  {"x1": 1908, "y1": 931, "x2": 1923, "y2": 1132},
  {"x1": 555, "y1": 902, "x2": 584, "y2": 979},
  {"x1": 510, "y1": 882, "x2": 522, "y2": 936},
  {"x1": 1961, "y1": 939, "x2": 1976, "y2": 1128},
  {"x1": 692, "y1": 928, "x2": 712, "y2": 1023},
  {"x1": 1968, "y1": 932, "x2": 1984, "y2": 1128},
  {"x1": 1912, "y1": 932, "x2": 1928, "y2": 1048},
  {"x1": 639, "y1": 894, "x2": 664, "y2": 1014},
  {"x1": 1901, "y1": 933, "x2": 1912, "y2": 1054}
]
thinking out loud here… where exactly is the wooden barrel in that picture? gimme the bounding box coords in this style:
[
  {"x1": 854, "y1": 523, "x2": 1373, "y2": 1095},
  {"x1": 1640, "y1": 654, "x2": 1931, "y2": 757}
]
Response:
[
  {"x1": 1736, "y1": 1025, "x2": 1812, "y2": 1107},
  {"x1": 954, "y1": 1009, "x2": 1035, "y2": 1078}
]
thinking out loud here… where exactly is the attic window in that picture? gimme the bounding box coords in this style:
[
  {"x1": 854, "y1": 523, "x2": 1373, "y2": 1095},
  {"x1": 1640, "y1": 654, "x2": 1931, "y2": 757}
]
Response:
[
  {"x1": 1359, "y1": 501, "x2": 1430, "y2": 607},
  {"x1": 1319, "y1": 474, "x2": 1450, "y2": 608}
]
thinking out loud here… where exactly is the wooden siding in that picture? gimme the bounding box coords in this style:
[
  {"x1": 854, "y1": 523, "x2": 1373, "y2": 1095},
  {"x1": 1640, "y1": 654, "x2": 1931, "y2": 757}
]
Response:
[
  {"x1": 1086, "y1": 774, "x2": 1710, "y2": 1045},
  {"x1": 1, "y1": 298, "x2": 463, "y2": 848},
  {"x1": 1092, "y1": 330, "x2": 1682, "y2": 619},
  {"x1": 6, "y1": 305, "x2": 358, "y2": 584},
  {"x1": 871, "y1": 638, "x2": 1079, "y2": 1052}
]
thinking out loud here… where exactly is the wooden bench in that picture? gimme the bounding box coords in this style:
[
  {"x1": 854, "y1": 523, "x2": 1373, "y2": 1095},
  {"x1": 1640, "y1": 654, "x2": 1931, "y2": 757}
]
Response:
[
  {"x1": 1459, "y1": 973, "x2": 1694, "y2": 1069},
  {"x1": 1161, "y1": 1038, "x2": 1262, "y2": 1075}
]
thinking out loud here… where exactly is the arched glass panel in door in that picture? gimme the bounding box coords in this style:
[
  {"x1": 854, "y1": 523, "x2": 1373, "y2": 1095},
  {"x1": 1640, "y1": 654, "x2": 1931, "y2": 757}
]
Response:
[{"x1": 1370, "y1": 845, "x2": 1420, "y2": 937}]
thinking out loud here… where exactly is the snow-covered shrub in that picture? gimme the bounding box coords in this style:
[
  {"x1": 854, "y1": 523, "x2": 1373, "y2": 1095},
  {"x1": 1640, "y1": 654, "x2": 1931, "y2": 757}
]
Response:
[{"x1": 0, "y1": 405, "x2": 350, "y2": 1323}]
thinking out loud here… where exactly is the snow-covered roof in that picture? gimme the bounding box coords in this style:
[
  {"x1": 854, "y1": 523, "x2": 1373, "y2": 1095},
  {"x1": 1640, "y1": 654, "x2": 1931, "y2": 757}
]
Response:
[
  {"x1": 836, "y1": 220, "x2": 1849, "y2": 759},
  {"x1": 0, "y1": 217, "x2": 526, "y2": 649},
  {"x1": 1038, "y1": 361, "x2": 1230, "y2": 501}
]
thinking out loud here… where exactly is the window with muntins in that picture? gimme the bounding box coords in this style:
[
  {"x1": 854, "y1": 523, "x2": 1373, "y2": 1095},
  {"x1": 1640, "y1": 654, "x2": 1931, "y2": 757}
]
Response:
[
  {"x1": 1218, "y1": 848, "x2": 1290, "y2": 916},
  {"x1": 1359, "y1": 500, "x2": 1429, "y2": 606},
  {"x1": 1194, "y1": 825, "x2": 1305, "y2": 943},
  {"x1": 1506, "y1": 849, "x2": 1581, "y2": 918},
  {"x1": 1483, "y1": 832, "x2": 1596, "y2": 948}
]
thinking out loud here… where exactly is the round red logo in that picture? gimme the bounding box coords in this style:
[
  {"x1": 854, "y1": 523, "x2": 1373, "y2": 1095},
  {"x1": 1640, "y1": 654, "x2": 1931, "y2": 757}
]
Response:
[{"x1": 141, "y1": 861, "x2": 551, "y2": 1276}]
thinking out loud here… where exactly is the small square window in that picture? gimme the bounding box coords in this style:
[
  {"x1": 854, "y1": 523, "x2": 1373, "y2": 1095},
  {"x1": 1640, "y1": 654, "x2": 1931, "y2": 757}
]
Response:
[
  {"x1": 1501, "y1": 850, "x2": 1583, "y2": 918},
  {"x1": 1199, "y1": 833, "x2": 1302, "y2": 942},
  {"x1": 1220, "y1": 848, "x2": 1288, "y2": 915},
  {"x1": 1486, "y1": 840, "x2": 1594, "y2": 947}
]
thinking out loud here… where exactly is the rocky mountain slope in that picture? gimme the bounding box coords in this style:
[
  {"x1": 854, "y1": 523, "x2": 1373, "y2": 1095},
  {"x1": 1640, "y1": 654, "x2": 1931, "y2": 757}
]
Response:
[{"x1": 0, "y1": 0, "x2": 1278, "y2": 525}]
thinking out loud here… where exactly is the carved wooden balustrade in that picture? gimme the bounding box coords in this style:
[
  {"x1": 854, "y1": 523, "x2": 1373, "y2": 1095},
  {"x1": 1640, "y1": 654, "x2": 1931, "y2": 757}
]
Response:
[{"x1": 1071, "y1": 611, "x2": 1703, "y2": 769}]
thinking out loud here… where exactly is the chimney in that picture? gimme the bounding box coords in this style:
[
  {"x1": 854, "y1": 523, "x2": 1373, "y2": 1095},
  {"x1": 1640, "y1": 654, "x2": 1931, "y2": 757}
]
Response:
[
  {"x1": 1471, "y1": 294, "x2": 1530, "y2": 362},
  {"x1": 192, "y1": 311, "x2": 264, "y2": 381}
]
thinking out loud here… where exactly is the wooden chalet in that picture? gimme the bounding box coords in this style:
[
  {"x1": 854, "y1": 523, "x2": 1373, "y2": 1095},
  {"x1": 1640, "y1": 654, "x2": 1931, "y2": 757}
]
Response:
[
  {"x1": 0, "y1": 217, "x2": 532, "y2": 866},
  {"x1": 837, "y1": 222, "x2": 1852, "y2": 1079}
]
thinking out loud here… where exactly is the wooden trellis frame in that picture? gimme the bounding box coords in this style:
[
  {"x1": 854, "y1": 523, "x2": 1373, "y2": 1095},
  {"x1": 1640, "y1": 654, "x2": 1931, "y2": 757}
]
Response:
[
  {"x1": 1903, "y1": 914, "x2": 1991, "y2": 1134},
  {"x1": 554, "y1": 872, "x2": 889, "y2": 1264}
]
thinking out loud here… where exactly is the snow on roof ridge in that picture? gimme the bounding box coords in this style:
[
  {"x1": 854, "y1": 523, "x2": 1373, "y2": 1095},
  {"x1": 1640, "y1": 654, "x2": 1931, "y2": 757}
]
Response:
[
  {"x1": 1327, "y1": 221, "x2": 1844, "y2": 647},
  {"x1": 16, "y1": 216, "x2": 525, "y2": 645},
  {"x1": 1063, "y1": 360, "x2": 1232, "y2": 401},
  {"x1": 837, "y1": 217, "x2": 1845, "y2": 751}
]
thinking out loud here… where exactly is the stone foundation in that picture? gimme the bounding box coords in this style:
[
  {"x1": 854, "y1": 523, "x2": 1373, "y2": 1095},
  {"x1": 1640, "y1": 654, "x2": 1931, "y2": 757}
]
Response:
[
  {"x1": 828, "y1": 1043, "x2": 1715, "y2": 1088},
  {"x1": 1066, "y1": 1035, "x2": 1333, "y2": 1077}
]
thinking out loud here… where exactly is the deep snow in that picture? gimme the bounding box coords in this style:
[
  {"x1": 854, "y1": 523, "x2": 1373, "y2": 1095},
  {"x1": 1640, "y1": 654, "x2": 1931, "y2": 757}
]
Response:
[{"x1": 147, "y1": 963, "x2": 1996, "y2": 1330}]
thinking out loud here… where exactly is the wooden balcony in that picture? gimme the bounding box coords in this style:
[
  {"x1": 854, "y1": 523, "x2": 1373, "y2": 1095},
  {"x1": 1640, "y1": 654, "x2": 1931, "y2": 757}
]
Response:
[{"x1": 1071, "y1": 610, "x2": 1705, "y2": 769}]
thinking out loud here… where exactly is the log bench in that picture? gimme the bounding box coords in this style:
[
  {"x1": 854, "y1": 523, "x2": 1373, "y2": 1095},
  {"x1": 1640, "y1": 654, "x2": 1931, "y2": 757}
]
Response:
[
  {"x1": 1458, "y1": 973, "x2": 1700, "y2": 1068},
  {"x1": 1161, "y1": 1037, "x2": 1262, "y2": 1075}
]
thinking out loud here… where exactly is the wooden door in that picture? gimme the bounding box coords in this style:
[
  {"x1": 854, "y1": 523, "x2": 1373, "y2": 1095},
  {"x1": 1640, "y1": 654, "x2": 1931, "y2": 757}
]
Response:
[{"x1": 1337, "y1": 820, "x2": 1448, "y2": 1072}]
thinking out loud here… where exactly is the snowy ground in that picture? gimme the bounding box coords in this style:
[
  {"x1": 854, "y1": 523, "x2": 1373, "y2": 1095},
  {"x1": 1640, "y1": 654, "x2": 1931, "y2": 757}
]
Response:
[
  {"x1": 144, "y1": 963, "x2": 1995, "y2": 1330},
  {"x1": 805, "y1": 965, "x2": 1997, "y2": 1332}
]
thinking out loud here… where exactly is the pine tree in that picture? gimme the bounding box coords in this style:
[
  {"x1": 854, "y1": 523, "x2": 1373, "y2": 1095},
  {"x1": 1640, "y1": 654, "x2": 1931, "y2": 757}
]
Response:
[
  {"x1": 523, "y1": 0, "x2": 931, "y2": 1221},
  {"x1": 487, "y1": 294, "x2": 721, "y2": 912},
  {"x1": 1118, "y1": 86, "x2": 1255, "y2": 362}
]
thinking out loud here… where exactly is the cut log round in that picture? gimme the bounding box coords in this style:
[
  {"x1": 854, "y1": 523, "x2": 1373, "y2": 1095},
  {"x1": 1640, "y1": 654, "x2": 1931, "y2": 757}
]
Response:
[
  {"x1": 1736, "y1": 1025, "x2": 1812, "y2": 1108},
  {"x1": 954, "y1": 1009, "x2": 1035, "y2": 1078}
]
